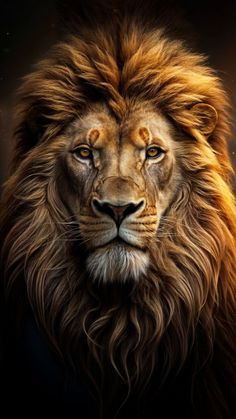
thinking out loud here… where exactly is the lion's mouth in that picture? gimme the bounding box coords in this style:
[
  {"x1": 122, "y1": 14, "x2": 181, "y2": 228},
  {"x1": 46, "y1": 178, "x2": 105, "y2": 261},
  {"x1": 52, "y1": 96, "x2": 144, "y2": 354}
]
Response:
[
  {"x1": 109, "y1": 236, "x2": 130, "y2": 246},
  {"x1": 96, "y1": 235, "x2": 146, "y2": 252}
]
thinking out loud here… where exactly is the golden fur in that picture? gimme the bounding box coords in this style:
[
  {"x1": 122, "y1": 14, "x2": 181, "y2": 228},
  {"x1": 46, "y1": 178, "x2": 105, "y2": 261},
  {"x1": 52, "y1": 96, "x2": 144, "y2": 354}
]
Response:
[{"x1": 1, "y1": 6, "x2": 236, "y2": 418}]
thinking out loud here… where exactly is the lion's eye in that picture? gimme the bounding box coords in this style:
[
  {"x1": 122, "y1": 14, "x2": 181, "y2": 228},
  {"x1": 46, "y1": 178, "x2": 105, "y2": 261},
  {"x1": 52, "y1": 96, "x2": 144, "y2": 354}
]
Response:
[
  {"x1": 146, "y1": 147, "x2": 165, "y2": 160},
  {"x1": 73, "y1": 147, "x2": 92, "y2": 160}
]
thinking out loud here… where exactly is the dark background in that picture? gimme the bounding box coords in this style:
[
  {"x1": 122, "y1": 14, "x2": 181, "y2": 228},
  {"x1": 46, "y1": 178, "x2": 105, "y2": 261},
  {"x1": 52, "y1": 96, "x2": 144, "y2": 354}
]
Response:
[{"x1": 0, "y1": 0, "x2": 236, "y2": 186}]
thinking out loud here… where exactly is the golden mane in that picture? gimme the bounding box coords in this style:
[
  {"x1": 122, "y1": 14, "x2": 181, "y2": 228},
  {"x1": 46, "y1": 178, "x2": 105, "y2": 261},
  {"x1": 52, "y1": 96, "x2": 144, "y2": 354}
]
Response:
[{"x1": 1, "y1": 7, "x2": 236, "y2": 418}]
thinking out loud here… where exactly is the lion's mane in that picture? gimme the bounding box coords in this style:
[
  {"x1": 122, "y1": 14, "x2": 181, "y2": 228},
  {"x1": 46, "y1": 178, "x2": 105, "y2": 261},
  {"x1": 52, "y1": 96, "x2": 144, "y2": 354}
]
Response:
[{"x1": 1, "y1": 4, "x2": 236, "y2": 417}]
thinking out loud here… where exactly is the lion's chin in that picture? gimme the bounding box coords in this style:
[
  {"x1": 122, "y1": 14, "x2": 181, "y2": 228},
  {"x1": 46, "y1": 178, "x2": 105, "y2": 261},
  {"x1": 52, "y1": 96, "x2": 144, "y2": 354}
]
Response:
[{"x1": 86, "y1": 243, "x2": 149, "y2": 283}]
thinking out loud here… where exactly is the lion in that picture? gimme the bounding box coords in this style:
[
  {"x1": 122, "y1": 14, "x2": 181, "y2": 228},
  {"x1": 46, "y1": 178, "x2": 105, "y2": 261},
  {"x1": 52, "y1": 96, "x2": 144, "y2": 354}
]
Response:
[{"x1": 1, "y1": 2, "x2": 236, "y2": 419}]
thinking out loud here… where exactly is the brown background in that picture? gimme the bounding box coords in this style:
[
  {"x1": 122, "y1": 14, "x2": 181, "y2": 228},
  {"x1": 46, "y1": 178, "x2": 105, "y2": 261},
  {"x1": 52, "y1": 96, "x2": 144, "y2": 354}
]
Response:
[{"x1": 0, "y1": 0, "x2": 236, "y2": 187}]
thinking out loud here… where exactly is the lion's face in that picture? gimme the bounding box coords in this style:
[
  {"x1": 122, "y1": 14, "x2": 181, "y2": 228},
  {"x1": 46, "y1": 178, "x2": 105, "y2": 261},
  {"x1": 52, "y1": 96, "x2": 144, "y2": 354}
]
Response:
[{"x1": 61, "y1": 102, "x2": 181, "y2": 282}]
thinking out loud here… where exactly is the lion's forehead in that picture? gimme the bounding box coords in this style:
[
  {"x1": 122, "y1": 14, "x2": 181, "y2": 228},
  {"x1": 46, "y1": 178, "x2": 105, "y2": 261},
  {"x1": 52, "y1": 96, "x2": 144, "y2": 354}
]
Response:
[{"x1": 69, "y1": 103, "x2": 175, "y2": 152}]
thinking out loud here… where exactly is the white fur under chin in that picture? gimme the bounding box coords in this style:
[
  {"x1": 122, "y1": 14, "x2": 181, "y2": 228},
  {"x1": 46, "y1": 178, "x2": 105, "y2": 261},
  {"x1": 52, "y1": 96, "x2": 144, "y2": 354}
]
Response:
[{"x1": 86, "y1": 245, "x2": 149, "y2": 283}]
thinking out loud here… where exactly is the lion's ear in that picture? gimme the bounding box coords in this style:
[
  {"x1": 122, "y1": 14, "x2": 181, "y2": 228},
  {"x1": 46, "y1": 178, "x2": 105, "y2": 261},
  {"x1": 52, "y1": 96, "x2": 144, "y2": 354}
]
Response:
[{"x1": 189, "y1": 103, "x2": 218, "y2": 137}]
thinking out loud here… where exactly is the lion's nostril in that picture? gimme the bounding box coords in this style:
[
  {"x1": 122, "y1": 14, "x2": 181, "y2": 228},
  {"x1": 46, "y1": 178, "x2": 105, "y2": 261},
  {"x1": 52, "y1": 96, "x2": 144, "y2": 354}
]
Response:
[
  {"x1": 92, "y1": 199, "x2": 105, "y2": 213},
  {"x1": 92, "y1": 199, "x2": 144, "y2": 225},
  {"x1": 122, "y1": 201, "x2": 144, "y2": 218}
]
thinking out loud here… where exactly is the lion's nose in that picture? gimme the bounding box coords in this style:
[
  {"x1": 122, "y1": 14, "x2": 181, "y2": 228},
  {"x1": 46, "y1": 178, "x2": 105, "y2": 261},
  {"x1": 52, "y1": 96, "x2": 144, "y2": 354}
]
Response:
[{"x1": 92, "y1": 199, "x2": 144, "y2": 225}]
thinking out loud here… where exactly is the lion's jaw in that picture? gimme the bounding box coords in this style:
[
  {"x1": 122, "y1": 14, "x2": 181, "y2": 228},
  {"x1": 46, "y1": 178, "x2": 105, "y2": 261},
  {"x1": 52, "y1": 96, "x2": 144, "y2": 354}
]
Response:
[
  {"x1": 86, "y1": 244, "x2": 150, "y2": 282},
  {"x1": 64, "y1": 103, "x2": 180, "y2": 283}
]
